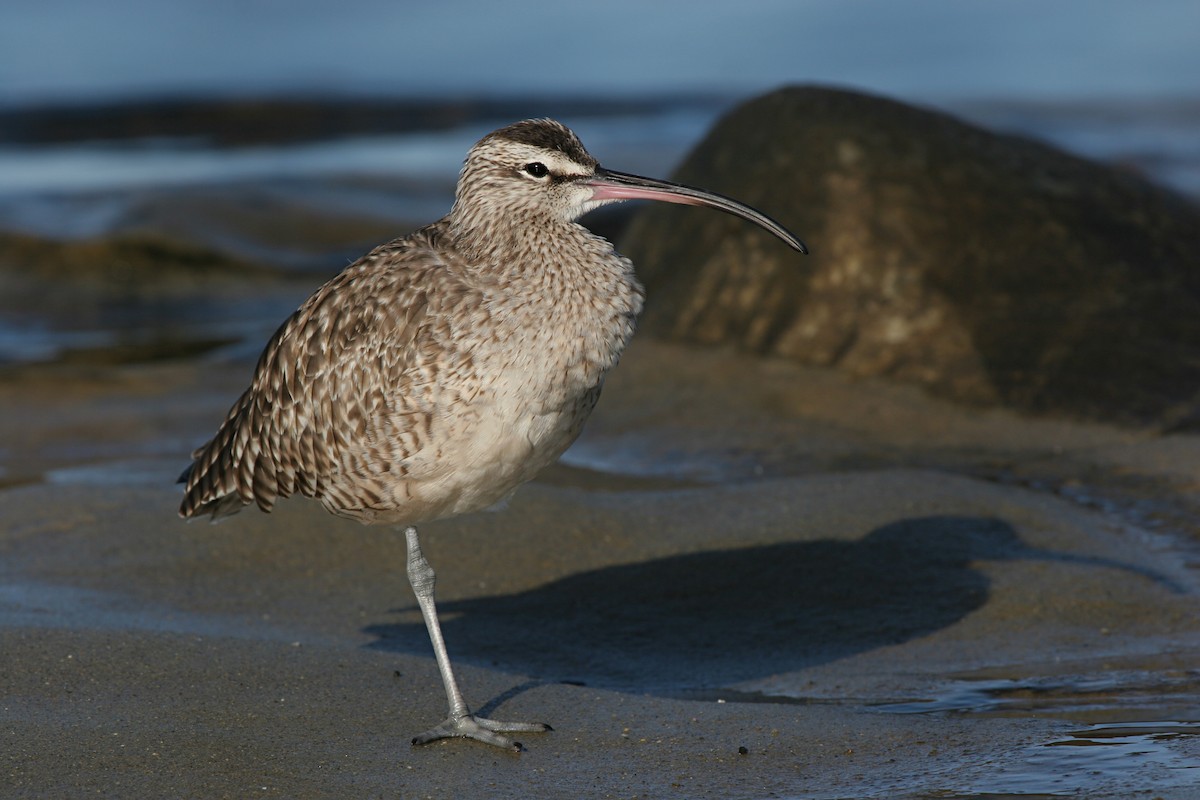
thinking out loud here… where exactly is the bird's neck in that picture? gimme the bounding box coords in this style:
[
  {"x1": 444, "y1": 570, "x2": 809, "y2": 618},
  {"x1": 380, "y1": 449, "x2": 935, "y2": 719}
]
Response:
[{"x1": 446, "y1": 209, "x2": 603, "y2": 279}]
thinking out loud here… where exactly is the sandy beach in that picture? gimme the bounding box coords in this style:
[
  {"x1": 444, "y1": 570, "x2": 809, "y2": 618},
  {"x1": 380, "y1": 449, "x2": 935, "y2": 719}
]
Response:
[{"x1": 3, "y1": 336, "x2": 1199, "y2": 798}]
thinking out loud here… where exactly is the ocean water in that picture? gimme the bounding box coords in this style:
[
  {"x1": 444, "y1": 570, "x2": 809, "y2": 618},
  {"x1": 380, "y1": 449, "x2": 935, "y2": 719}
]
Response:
[
  {"x1": 0, "y1": 0, "x2": 1197, "y2": 200},
  {"x1": 3, "y1": 0, "x2": 1198, "y2": 102}
]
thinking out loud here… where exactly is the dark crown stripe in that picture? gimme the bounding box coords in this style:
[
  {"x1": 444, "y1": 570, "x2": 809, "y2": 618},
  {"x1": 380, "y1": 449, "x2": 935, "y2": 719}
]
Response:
[{"x1": 487, "y1": 119, "x2": 597, "y2": 168}]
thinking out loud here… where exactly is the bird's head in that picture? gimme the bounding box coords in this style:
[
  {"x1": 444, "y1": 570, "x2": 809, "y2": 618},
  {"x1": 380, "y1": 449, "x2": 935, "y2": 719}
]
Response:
[{"x1": 450, "y1": 118, "x2": 807, "y2": 253}]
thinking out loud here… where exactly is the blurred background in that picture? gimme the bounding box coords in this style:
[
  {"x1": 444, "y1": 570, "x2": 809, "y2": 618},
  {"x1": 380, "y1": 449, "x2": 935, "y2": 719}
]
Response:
[{"x1": 0, "y1": 0, "x2": 1197, "y2": 367}]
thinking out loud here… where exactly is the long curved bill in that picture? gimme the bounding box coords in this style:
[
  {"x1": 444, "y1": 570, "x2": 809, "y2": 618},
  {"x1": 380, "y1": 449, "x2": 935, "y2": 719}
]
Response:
[{"x1": 584, "y1": 166, "x2": 808, "y2": 254}]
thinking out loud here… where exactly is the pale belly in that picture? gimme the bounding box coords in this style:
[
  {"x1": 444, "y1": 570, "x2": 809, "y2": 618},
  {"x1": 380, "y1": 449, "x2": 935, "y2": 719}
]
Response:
[
  {"x1": 438, "y1": 391, "x2": 595, "y2": 517},
  {"x1": 327, "y1": 381, "x2": 600, "y2": 526}
]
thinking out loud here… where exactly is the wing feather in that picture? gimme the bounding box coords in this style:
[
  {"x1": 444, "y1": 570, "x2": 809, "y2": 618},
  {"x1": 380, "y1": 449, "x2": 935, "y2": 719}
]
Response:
[{"x1": 179, "y1": 234, "x2": 439, "y2": 520}]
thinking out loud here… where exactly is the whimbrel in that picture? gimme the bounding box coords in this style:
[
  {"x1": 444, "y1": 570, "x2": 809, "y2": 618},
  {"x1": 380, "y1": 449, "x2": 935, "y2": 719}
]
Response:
[{"x1": 180, "y1": 118, "x2": 806, "y2": 750}]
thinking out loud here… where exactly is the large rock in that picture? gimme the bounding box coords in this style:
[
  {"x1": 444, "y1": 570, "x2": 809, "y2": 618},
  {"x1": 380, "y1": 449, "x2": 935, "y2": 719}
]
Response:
[{"x1": 620, "y1": 86, "x2": 1200, "y2": 429}]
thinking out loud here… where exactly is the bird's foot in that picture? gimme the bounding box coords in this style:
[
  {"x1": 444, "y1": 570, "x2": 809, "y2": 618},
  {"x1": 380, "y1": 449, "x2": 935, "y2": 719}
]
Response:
[{"x1": 411, "y1": 713, "x2": 552, "y2": 751}]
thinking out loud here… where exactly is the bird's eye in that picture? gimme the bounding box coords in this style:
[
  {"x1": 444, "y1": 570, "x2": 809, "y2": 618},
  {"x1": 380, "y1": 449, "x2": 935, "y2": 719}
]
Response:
[{"x1": 522, "y1": 162, "x2": 549, "y2": 178}]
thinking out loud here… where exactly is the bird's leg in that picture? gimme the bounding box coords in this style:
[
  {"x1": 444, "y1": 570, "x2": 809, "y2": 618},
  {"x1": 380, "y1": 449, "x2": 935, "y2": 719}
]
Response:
[{"x1": 403, "y1": 525, "x2": 550, "y2": 750}]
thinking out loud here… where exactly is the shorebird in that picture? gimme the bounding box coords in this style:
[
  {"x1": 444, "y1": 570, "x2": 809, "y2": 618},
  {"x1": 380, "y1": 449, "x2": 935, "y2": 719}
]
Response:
[{"x1": 180, "y1": 118, "x2": 806, "y2": 750}]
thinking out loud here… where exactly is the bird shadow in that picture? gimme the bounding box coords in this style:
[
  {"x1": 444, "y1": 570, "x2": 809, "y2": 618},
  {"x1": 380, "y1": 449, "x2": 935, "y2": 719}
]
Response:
[{"x1": 364, "y1": 515, "x2": 1178, "y2": 694}]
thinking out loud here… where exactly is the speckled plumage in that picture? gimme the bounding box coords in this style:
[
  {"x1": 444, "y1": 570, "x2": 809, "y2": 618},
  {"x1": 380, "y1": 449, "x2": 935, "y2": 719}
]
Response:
[{"x1": 180, "y1": 121, "x2": 642, "y2": 526}]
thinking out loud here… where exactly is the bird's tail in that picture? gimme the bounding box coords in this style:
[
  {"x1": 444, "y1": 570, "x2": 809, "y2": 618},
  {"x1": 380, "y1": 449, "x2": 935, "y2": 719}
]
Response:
[{"x1": 177, "y1": 448, "x2": 250, "y2": 522}]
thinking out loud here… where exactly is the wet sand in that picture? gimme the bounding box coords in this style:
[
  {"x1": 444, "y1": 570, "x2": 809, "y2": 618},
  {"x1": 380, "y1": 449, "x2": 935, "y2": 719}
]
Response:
[{"x1": 3, "y1": 339, "x2": 1199, "y2": 798}]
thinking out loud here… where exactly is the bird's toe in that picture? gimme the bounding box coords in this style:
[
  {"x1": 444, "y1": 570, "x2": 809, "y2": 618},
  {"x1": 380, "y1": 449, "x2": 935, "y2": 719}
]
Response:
[{"x1": 411, "y1": 714, "x2": 551, "y2": 751}]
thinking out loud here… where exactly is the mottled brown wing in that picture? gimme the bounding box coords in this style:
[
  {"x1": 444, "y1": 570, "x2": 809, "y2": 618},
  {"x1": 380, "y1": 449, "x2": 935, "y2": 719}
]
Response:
[{"x1": 178, "y1": 239, "x2": 434, "y2": 520}]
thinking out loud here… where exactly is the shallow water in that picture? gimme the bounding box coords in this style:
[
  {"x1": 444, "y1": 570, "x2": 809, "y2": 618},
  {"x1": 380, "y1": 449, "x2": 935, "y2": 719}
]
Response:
[
  {"x1": 869, "y1": 662, "x2": 1200, "y2": 794},
  {"x1": 950, "y1": 720, "x2": 1200, "y2": 798}
]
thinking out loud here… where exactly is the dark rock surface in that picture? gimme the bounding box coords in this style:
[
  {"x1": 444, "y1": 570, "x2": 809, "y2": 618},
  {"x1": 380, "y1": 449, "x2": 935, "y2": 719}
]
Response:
[{"x1": 620, "y1": 86, "x2": 1200, "y2": 429}]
